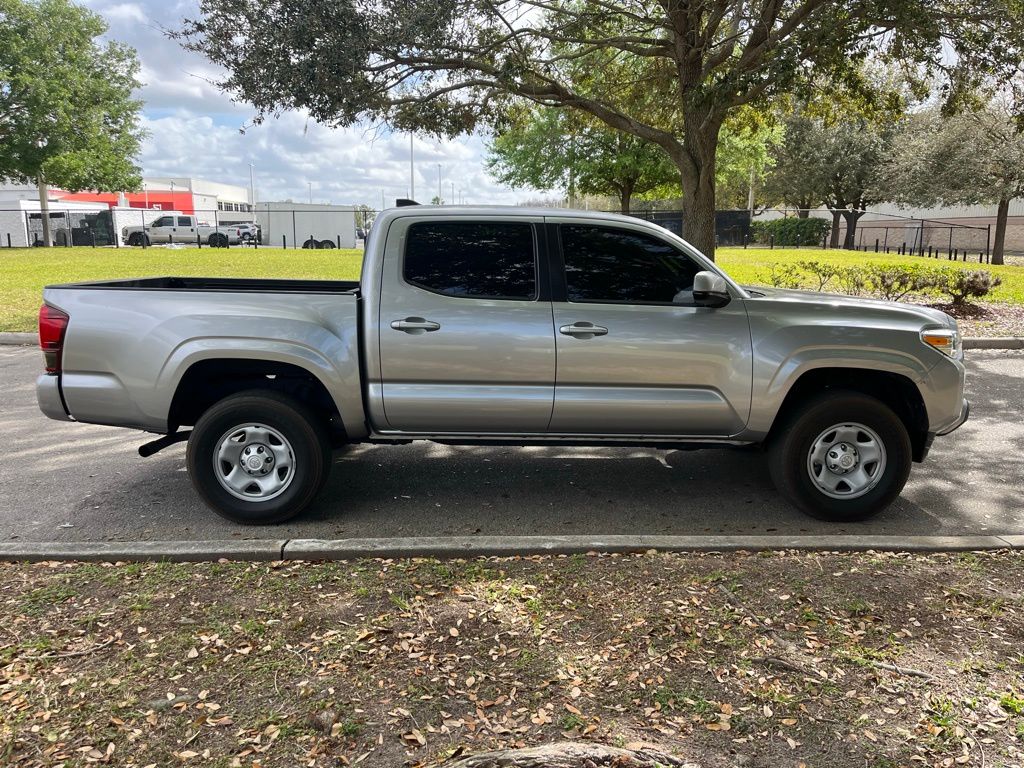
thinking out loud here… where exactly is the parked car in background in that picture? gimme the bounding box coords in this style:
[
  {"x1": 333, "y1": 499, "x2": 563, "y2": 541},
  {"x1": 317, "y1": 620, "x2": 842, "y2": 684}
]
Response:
[
  {"x1": 122, "y1": 214, "x2": 242, "y2": 247},
  {"x1": 38, "y1": 206, "x2": 967, "y2": 525},
  {"x1": 235, "y1": 222, "x2": 261, "y2": 243}
]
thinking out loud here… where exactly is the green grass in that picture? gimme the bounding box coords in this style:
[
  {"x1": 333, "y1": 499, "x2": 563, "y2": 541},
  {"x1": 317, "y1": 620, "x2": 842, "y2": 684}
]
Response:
[
  {"x1": 1, "y1": 244, "x2": 1021, "y2": 332},
  {"x1": 0, "y1": 246, "x2": 363, "y2": 332}
]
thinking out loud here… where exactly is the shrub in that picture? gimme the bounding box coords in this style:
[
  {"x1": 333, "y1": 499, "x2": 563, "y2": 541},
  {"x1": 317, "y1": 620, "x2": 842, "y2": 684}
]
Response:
[
  {"x1": 751, "y1": 217, "x2": 830, "y2": 246},
  {"x1": 836, "y1": 267, "x2": 868, "y2": 296},
  {"x1": 864, "y1": 264, "x2": 936, "y2": 301},
  {"x1": 796, "y1": 260, "x2": 842, "y2": 291},
  {"x1": 760, "y1": 263, "x2": 805, "y2": 289},
  {"x1": 932, "y1": 268, "x2": 1003, "y2": 305}
]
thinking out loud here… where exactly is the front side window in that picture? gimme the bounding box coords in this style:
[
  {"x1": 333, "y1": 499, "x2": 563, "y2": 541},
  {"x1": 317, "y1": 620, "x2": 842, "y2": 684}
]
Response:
[
  {"x1": 560, "y1": 224, "x2": 700, "y2": 304},
  {"x1": 152, "y1": 216, "x2": 173, "y2": 227},
  {"x1": 404, "y1": 221, "x2": 536, "y2": 300}
]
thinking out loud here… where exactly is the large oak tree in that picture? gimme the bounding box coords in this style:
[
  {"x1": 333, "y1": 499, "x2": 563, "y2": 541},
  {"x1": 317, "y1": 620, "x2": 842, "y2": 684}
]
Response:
[{"x1": 181, "y1": 0, "x2": 1024, "y2": 258}]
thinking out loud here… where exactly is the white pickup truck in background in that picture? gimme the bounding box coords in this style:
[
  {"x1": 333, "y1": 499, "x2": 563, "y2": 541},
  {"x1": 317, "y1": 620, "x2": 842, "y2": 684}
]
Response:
[{"x1": 121, "y1": 213, "x2": 244, "y2": 247}]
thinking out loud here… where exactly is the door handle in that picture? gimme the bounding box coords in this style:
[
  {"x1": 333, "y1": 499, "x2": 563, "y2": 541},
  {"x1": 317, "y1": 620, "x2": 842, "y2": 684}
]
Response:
[
  {"x1": 559, "y1": 322, "x2": 608, "y2": 338},
  {"x1": 391, "y1": 317, "x2": 441, "y2": 333}
]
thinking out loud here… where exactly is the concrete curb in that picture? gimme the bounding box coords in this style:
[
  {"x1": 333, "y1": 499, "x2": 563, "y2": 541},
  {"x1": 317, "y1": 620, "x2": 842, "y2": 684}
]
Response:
[
  {"x1": 2, "y1": 332, "x2": 1023, "y2": 349},
  {"x1": 0, "y1": 539, "x2": 287, "y2": 562},
  {"x1": 1, "y1": 534, "x2": 1021, "y2": 562},
  {"x1": 963, "y1": 337, "x2": 1024, "y2": 350},
  {"x1": 0, "y1": 332, "x2": 36, "y2": 345}
]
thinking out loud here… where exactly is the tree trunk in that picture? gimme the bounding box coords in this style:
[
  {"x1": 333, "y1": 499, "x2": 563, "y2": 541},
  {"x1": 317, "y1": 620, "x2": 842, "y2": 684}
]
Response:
[
  {"x1": 619, "y1": 181, "x2": 634, "y2": 215},
  {"x1": 37, "y1": 174, "x2": 52, "y2": 247},
  {"x1": 842, "y1": 209, "x2": 864, "y2": 250},
  {"x1": 829, "y1": 209, "x2": 842, "y2": 248},
  {"x1": 445, "y1": 741, "x2": 698, "y2": 768},
  {"x1": 797, "y1": 208, "x2": 809, "y2": 219},
  {"x1": 992, "y1": 196, "x2": 1009, "y2": 265},
  {"x1": 677, "y1": 110, "x2": 722, "y2": 260}
]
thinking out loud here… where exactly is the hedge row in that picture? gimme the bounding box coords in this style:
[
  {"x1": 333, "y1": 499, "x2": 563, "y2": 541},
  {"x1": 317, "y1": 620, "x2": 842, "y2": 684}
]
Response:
[
  {"x1": 750, "y1": 218, "x2": 830, "y2": 246},
  {"x1": 758, "y1": 261, "x2": 1002, "y2": 305}
]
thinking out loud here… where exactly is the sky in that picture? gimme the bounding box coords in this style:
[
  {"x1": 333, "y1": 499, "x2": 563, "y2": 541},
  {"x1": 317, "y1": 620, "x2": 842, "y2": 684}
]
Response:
[{"x1": 80, "y1": 0, "x2": 536, "y2": 208}]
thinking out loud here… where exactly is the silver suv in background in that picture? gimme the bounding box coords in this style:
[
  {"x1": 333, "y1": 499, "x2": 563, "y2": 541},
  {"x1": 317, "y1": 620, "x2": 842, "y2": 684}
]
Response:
[{"x1": 37, "y1": 207, "x2": 968, "y2": 524}]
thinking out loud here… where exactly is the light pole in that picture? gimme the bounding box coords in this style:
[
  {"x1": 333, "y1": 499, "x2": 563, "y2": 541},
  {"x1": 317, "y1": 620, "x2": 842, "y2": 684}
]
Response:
[
  {"x1": 451, "y1": 182, "x2": 455, "y2": 205},
  {"x1": 308, "y1": 182, "x2": 312, "y2": 204},
  {"x1": 169, "y1": 180, "x2": 175, "y2": 209},
  {"x1": 249, "y1": 163, "x2": 256, "y2": 217},
  {"x1": 437, "y1": 163, "x2": 442, "y2": 204},
  {"x1": 409, "y1": 134, "x2": 415, "y2": 200}
]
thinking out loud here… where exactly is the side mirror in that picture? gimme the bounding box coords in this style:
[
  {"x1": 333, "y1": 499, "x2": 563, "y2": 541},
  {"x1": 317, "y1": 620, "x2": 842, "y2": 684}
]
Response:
[{"x1": 693, "y1": 271, "x2": 731, "y2": 308}]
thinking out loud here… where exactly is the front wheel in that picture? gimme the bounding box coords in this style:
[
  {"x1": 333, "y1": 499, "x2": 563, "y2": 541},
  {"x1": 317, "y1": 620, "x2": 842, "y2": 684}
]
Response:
[
  {"x1": 768, "y1": 392, "x2": 911, "y2": 522},
  {"x1": 186, "y1": 391, "x2": 331, "y2": 524}
]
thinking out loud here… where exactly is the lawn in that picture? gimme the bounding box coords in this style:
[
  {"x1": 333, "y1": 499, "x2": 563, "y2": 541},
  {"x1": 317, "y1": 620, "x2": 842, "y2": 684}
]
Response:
[
  {"x1": 2, "y1": 551, "x2": 1023, "y2": 767},
  {"x1": 1, "y1": 244, "x2": 1021, "y2": 332}
]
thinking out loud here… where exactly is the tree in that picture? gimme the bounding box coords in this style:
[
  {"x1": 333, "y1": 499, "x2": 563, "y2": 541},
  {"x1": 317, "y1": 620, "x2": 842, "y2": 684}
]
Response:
[
  {"x1": 180, "y1": 0, "x2": 1024, "y2": 258},
  {"x1": 485, "y1": 108, "x2": 677, "y2": 213},
  {"x1": 0, "y1": 0, "x2": 143, "y2": 245},
  {"x1": 762, "y1": 109, "x2": 895, "y2": 247},
  {"x1": 882, "y1": 104, "x2": 1024, "y2": 264}
]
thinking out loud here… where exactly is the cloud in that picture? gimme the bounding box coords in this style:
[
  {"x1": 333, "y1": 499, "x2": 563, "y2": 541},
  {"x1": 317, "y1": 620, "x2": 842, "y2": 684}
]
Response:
[{"x1": 81, "y1": 0, "x2": 542, "y2": 207}]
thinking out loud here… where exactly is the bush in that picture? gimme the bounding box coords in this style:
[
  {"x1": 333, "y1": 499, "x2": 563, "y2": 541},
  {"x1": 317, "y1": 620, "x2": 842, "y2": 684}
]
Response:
[
  {"x1": 932, "y1": 268, "x2": 1003, "y2": 305},
  {"x1": 761, "y1": 263, "x2": 804, "y2": 289},
  {"x1": 796, "y1": 260, "x2": 842, "y2": 291},
  {"x1": 863, "y1": 264, "x2": 936, "y2": 301},
  {"x1": 751, "y1": 217, "x2": 830, "y2": 246},
  {"x1": 836, "y1": 267, "x2": 868, "y2": 296}
]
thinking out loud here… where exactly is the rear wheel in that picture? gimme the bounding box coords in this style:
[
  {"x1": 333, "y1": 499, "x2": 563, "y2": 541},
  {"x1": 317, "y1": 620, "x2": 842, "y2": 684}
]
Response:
[
  {"x1": 768, "y1": 392, "x2": 911, "y2": 522},
  {"x1": 208, "y1": 232, "x2": 229, "y2": 248},
  {"x1": 186, "y1": 391, "x2": 331, "y2": 524}
]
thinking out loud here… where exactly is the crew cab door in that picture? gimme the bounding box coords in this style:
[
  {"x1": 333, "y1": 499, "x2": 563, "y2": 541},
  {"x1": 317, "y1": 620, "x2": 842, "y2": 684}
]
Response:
[
  {"x1": 375, "y1": 217, "x2": 555, "y2": 433},
  {"x1": 548, "y1": 219, "x2": 752, "y2": 436},
  {"x1": 176, "y1": 215, "x2": 196, "y2": 240},
  {"x1": 148, "y1": 215, "x2": 175, "y2": 242}
]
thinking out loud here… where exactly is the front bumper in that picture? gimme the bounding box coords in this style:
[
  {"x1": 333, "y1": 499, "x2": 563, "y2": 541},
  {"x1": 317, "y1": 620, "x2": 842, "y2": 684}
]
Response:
[
  {"x1": 936, "y1": 398, "x2": 970, "y2": 436},
  {"x1": 36, "y1": 374, "x2": 72, "y2": 422}
]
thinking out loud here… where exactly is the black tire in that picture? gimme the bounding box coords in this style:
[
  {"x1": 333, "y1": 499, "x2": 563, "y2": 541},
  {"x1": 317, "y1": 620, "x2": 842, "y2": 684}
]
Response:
[
  {"x1": 768, "y1": 391, "x2": 911, "y2": 522},
  {"x1": 127, "y1": 232, "x2": 149, "y2": 247},
  {"x1": 186, "y1": 390, "x2": 331, "y2": 524},
  {"x1": 208, "y1": 233, "x2": 229, "y2": 248},
  {"x1": 302, "y1": 237, "x2": 317, "y2": 249},
  {"x1": 318, "y1": 239, "x2": 336, "y2": 249}
]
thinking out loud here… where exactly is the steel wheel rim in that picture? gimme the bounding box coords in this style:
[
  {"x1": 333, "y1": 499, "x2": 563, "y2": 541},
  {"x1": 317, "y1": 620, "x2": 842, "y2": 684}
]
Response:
[
  {"x1": 806, "y1": 422, "x2": 887, "y2": 500},
  {"x1": 213, "y1": 423, "x2": 295, "y2": 502}
]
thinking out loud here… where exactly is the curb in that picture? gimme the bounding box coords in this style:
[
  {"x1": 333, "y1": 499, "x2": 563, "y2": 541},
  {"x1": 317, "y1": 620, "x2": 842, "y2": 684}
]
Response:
[
  {"x1": 2, "y1": 333, "x2": 1024, "y2": 349},
  {"x1": 1, "y1": 534, "x2": 1021, "y2": 563},
  {"x1": 0, "y1": 539, "x2": 287, "y2": 562},
  {"x1": 0, "y1": 332, "x2": 36, "y2": 345},
  {"x1": 963, "y1": 337, "x2": 1024, "y2": 350}
]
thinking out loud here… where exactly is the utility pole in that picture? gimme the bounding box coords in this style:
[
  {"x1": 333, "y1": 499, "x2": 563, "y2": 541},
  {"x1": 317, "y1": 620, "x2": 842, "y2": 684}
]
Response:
[
  {"x1": 249, "y1": 163, "x2": 256, "y2": 216},
  {"x1": 308, "y1": 182, "x2": 312, "y2": 204},
  {"x1": 409, "y1": 134, "x2": 415, "y2": 200},
  {"x1": 437, "y1": 163, "x2": 442, "y2": 204},
  {"x1": 169, "y1": 179, "x2": 175, "y2": 210},
  {"x1": 451, "y1": 182, "x2": 455, "y2": 205}
]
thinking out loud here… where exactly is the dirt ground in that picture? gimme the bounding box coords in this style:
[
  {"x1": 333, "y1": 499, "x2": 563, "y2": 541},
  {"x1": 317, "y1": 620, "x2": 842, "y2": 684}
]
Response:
[{"x1": 2, "y1": 550, "x2": 1023, "y2": 768}]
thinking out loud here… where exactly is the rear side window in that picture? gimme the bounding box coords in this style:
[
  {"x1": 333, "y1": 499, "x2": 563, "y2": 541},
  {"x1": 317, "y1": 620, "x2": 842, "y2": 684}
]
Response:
[
  {"x1": 177, "y1": 216, "x2": 192, "y2": 227},
  {"x1": 560, "y1": 224, "x2": 700, "y2": 304},
  {"x1": 404, "y1": 221, "x2": 536, "y2": 300}
]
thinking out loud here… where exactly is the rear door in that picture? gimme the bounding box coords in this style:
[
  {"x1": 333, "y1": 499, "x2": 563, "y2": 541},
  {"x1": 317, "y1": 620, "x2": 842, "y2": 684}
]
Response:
[
  {"x1": 176, "y1": 216, "x2": 196, "y2": 241},
  {"x1": 548, "y1": 218, "x2": 752, "y2": 436},
  {"x1": 376, "y1": 216, "x2": 555, "y2": 433}
]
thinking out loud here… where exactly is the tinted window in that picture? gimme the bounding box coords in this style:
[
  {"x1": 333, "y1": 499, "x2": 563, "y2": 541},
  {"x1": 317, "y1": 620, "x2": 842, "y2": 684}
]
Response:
[
  {"x1": 560, "y1": 225, "x2": 700, "y2": 304},
  {"x1": 404, "y1": 222, "x2": 536, "y2": 300},
  {"x1": 177, "y1": 216, "x2": 192, "y2": 227},
  {"x1": 152, "y1": 216, "x2": 173, "y2": 227}
]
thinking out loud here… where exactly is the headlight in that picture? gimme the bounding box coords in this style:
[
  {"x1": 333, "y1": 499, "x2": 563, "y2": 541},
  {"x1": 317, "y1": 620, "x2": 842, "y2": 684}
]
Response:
[{"x1": 920, "y1": 328, "x2": 962, "y2": 358}]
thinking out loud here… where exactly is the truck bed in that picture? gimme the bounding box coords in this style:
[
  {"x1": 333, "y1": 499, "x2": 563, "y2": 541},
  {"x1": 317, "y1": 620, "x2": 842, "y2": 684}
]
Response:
[{"x1": 46, "y1": 276, "x2": 360, "y2": 294}]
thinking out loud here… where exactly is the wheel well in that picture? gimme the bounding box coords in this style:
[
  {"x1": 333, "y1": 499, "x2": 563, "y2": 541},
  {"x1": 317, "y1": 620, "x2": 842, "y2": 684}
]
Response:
[
  {"x1": 770, "y1": 368, "x2": 930, "y2": 461},
  {"x1": 168, "y1": 359, "x2": 347, "y2": 445}
]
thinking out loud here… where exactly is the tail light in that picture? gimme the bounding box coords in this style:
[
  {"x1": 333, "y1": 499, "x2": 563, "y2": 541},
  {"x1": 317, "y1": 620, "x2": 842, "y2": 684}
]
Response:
[{"x1": 39, "y1": 304, "x2": 69, "y2": 374}]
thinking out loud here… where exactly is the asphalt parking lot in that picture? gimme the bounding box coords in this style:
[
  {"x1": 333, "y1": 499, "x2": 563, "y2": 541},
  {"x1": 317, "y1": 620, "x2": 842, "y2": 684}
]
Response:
[{"x1": 2, "y1": 345, "x2": 1022, "y2": 544}]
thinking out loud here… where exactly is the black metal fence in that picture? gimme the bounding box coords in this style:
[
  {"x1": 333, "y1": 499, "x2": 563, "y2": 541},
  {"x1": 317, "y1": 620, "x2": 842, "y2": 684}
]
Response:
[{"x1": 849, "y1": 220, "x2": 992, "y2": 263}]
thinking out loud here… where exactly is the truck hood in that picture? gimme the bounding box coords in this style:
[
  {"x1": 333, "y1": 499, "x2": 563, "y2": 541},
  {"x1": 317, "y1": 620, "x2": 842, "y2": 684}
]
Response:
[{"x1": 743, "y1": 286, "x2": 954, "y2": 329}]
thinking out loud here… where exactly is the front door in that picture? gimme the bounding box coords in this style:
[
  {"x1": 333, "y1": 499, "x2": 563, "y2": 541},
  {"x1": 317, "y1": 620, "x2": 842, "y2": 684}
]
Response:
[
  {"x1": 548, "y1": 220, "x2": 752, "y2": 436},
  {"x1": 377, "y1": 217, "x2": 555, "y2": 433}
]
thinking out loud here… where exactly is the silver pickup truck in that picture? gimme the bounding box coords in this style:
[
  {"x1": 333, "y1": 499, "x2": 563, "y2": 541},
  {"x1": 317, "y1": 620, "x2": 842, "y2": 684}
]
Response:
[{"x1": 36, "y1": 207, "x2": 968, "y2": 524}]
